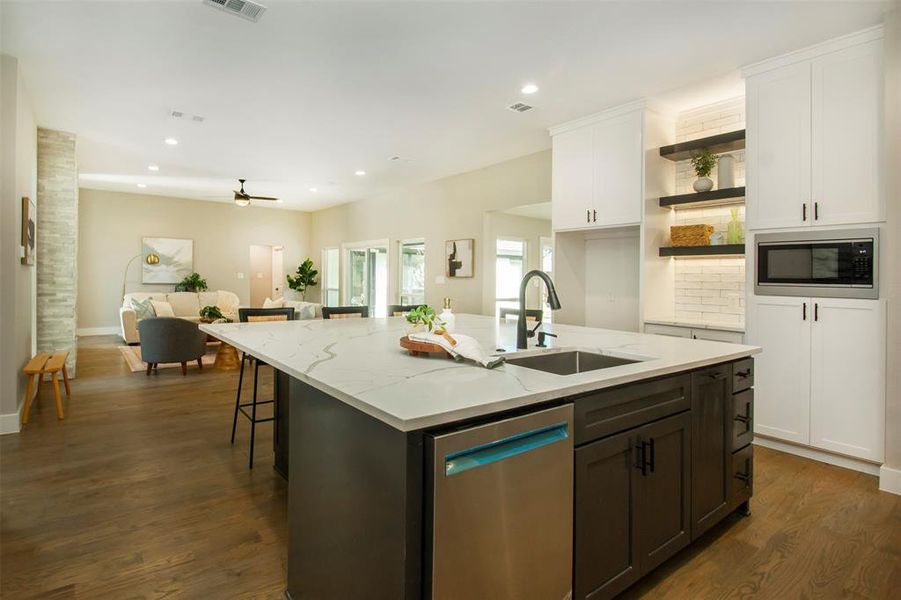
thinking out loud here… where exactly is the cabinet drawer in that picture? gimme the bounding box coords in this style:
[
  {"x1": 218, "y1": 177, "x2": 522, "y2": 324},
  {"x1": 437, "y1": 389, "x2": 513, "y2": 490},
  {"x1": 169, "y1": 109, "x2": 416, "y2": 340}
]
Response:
[
  {"x1": 574, "y1": 375, "x2": 691, "y2": 446},
  {"x1": 730, "y1": 444, "x2": 753, "y2": 506},
  {"x1": 731, "y1": 389, "x2": 754, "y2": 451},
  {"x1": 732, "y1": 358, "x2": 754, "y2": 393}
]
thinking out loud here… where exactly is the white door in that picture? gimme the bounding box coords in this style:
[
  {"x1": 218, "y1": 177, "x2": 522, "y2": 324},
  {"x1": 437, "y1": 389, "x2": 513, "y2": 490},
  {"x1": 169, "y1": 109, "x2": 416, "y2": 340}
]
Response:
[
  {"x1": 811, "y1": 39, "x2": 884, "y2": 226},
  {"x1": 592, "y1": 109, "x2": 643, "y2": 227},
  {"x1": 552, "y1": 126, "x2": 593, "y2": 231},
  {"x1": 749, "y1": 296, "x2": 811, "y2": 444},
  {"x1": 809, "y1": 298, "x2": 885, "y2": 461},
  {"x1": 271, "y1": 246, "x2": 284, "y2": 300},
  {"x1": 746, "y1": 62, "x2": 811, "y2": 230}
]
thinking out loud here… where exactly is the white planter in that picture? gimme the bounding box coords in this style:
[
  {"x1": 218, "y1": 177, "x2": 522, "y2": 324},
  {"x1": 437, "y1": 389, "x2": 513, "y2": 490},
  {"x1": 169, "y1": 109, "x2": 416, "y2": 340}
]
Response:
[{"x1": 693, "y1": 177, "x2": 714, "y2": 192}]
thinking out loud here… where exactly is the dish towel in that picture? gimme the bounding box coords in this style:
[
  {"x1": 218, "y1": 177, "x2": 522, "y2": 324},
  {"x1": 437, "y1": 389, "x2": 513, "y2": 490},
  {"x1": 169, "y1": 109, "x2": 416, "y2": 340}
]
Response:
[{"x1": 409, "y1": 331, "x2": 505, "y2": 369}]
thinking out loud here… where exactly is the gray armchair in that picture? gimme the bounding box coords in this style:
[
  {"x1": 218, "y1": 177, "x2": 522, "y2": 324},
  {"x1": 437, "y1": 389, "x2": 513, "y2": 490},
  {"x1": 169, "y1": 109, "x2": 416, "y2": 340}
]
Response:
[{"x1": 138, "y1": 317, "x2": 208, "y2": 376}]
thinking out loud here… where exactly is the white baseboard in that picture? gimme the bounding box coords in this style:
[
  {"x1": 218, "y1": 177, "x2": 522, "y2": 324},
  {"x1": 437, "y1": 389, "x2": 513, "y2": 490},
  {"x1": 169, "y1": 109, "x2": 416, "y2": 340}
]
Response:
[
  {"x1": 0, "y1": 406, "x2": 22, "y2": 435},
  {"x1": 879, "y1": 465, "x2": 901, "y2": 495},
  {"x1": 753, "y1": 436, "x2": 881, "y2": 476},
  {"x1": 76, "y1": 326, "x2": 119, "y2": 337}
]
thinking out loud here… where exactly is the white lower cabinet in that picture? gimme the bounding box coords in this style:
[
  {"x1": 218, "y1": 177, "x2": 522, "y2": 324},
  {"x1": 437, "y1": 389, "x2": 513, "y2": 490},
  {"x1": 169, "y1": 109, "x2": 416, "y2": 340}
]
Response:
[{"x1": 750, "y1": 296, "x2": 885, "y2": 462}]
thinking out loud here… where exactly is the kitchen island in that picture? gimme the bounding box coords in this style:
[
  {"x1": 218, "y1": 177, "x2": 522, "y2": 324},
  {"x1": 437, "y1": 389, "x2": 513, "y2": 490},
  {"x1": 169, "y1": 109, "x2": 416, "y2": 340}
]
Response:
[{"x1": 201, "y1": 314, "x2": 760, "y2": 600}]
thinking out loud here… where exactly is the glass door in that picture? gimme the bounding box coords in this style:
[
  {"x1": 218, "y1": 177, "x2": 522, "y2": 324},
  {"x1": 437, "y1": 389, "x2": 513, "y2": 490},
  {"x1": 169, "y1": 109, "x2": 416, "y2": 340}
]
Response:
[{"x1": 345, "y1": 243, "x2": 388, "y2": 317}]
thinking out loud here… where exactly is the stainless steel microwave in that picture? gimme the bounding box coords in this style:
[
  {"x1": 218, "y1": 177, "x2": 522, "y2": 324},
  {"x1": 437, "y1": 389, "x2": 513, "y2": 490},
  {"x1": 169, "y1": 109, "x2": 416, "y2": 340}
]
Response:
[{"x1": 755, "y1": 228, "x2": 878, "y2": 299}]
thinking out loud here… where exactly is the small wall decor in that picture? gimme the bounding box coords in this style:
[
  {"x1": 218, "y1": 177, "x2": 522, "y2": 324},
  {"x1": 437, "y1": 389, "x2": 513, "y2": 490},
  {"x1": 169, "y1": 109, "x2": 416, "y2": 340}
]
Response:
[
  {"x1": 20, "y1": 197, "x2": 35, "y2": 266},
  {"x1": 445, "y1": 239, "x2": 474, "y2": 278},
  {"x1": 142, "y1": 237, "x2": 193, "y2": 284}
]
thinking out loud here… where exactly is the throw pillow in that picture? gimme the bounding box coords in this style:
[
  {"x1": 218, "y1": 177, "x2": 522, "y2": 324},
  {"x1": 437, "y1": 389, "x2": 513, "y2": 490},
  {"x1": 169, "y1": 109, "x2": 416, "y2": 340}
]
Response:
[
  {"x1": 150, "y1": 300, "x2": 176, "y2": 318},
  {"x1": 263, "y1": 297, "x2": 286, "y2": 309},
  {"x1": 296, "y1": 302, "x2": 317, "y2": 320},
  {"x1": 129, "y1": 297, "x2": 156, "y2": 320}
]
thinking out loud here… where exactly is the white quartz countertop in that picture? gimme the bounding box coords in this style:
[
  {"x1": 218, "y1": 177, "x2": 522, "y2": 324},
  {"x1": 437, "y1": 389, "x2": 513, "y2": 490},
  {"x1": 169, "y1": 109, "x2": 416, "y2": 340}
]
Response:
[{"x1": 200, "y1": 314, "x2": 760, "y2": 432}]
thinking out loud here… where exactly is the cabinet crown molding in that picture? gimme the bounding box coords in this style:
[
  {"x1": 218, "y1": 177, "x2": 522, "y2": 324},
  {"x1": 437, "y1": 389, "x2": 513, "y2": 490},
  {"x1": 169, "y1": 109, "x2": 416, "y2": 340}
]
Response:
[
  {"x1": 741, "y1": 24, "x2": 883, "y2": 78},
  {"x1": 548, "y1": 98, "x2": 646, "y2": 136}
]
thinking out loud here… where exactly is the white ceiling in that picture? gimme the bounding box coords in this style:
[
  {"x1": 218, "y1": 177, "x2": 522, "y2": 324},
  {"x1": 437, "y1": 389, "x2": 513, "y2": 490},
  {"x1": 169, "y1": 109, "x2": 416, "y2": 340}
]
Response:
[{"x1": 1, "y1": 1, "x2": 889, "y2": 212}]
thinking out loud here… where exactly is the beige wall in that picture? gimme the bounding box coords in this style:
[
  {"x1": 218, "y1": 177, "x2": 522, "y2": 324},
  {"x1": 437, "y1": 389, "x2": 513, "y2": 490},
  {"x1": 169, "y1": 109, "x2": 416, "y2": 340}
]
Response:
[
  {"x1": 481, "y1": 210, "x2": 552, "y2": 315},
  {"x1": 77, "y1": 189, "x2": 312, "y2": 330},
  {"x1": 0, "y1": 55, "x2": 37, "y2": 428},
  {"x1": 310, "y1": 150, "x2": 551, "y2": 314},
  {"x1": 882, "y1": 5, "x2": 901, "y2": 486}
]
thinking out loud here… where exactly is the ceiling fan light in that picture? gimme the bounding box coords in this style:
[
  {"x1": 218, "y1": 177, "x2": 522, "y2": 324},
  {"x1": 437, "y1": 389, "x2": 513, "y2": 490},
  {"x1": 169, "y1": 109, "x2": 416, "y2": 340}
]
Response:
[{"x1": 235, "y1": 197, "x2": 251, "y2": 207}]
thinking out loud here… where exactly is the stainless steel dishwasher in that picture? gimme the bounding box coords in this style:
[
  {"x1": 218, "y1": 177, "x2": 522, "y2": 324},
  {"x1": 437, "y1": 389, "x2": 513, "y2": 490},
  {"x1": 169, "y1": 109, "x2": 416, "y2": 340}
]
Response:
[{"x1": 428, "y1": 404, "x2": 574, "y2": 600}]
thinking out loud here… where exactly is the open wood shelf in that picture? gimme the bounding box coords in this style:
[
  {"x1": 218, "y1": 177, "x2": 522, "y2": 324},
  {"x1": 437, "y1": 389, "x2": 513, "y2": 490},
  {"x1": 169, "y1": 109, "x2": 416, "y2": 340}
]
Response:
[
  {"x1": 659, "y1": 186, "x2": 745, "y2": 209},
  {"x1": 659, "y1": 244, "x2": 745, "y2": 257},
  {"x1": 659, "y1": 130, "x2": 745, "y2": 162}
]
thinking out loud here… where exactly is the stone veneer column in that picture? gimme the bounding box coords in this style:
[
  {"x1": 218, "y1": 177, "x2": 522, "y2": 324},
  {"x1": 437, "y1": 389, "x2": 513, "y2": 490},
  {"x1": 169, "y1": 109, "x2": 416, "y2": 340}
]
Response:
[{"x1": 36, "y1": 128, "x2": 78, "y2": 376}]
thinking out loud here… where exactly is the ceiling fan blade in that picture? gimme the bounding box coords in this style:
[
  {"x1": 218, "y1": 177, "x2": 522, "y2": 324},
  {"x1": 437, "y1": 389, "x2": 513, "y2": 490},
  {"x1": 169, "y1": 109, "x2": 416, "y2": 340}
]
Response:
[{"x1": 248, "y1": 195, "x2": 279, "y2": 201}]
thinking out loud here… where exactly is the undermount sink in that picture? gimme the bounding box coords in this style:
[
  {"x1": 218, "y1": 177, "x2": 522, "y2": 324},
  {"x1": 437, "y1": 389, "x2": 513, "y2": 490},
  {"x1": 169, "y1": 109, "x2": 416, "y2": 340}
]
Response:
[{"x1": 505, "y1": 350, "x2": 643, "y2": 376}]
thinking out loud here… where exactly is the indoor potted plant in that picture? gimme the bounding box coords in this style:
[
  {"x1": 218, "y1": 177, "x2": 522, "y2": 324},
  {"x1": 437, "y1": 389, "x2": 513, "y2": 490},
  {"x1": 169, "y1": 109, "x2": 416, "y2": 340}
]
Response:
[
  {"x1": 175, "y1": 272, "x2": 208, "y2": 292},
  {"x1": 404, "y1": 305, "x2": 445, "y2": 335},
  {"x1": 286, "y1": 259, "x2": 318, "y2": 301},
  {"x1": 690, "y1": 150, "x2": 718, "y2": 192},
  {"x1": 199, "y1": 305, "x2": 225, "y2": 323}
]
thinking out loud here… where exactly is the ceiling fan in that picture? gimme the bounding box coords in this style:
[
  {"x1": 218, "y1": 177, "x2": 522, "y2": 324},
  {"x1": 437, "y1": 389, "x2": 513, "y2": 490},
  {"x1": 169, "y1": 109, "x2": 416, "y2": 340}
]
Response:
[{"x1": 233, "y1": 178, "x2": 279, "y2": 207}]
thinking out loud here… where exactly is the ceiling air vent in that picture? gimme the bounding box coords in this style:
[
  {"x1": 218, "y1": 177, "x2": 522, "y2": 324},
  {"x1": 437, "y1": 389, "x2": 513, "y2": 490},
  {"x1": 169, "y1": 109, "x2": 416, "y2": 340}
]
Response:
[
  {"x1": 507, "y1": 102, "x2": 534, "y2": 113},
  {"x1": 203, "y1": 0, "x2": 267, "y2": 22}
]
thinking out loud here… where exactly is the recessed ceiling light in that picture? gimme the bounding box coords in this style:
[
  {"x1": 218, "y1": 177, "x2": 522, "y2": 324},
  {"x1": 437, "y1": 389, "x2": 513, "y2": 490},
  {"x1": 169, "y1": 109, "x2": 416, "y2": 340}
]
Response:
[
  {"x1": 355, "y1": 170, "x2": 366, "y2": 176},
  {"x1": 164, "y1": 137, "x2": 178, "y2": 146},
  {"x1": 521, "y1": 83, "x2": 539, "y2": 95},
  {"x1": 309, "y1": 187, "x2": 318, "y2": 192},
  {"x1": 137, "y1": 183, "x2": 147, "y2": 188},
  {"x1": 148, "y1": 164, "x2": 159, "y2": 171}
]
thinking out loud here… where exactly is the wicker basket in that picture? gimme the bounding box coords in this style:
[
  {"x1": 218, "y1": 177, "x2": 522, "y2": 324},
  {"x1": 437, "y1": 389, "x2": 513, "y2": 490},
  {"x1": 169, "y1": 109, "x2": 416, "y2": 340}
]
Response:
[{"x1": 670, "y1": 224, "x2": 714, "y2": 247}]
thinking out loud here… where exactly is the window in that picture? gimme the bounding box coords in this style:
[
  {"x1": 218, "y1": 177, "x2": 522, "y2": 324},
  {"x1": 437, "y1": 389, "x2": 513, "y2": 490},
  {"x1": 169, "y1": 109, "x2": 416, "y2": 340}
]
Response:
[
  {"x1": 321, "y1": 247, "x2": 339, "y2": 306},
  {"x1": 399, "y1": 239, "x2": 426, "y2": 306},
  {"x1": 344, "y1": 241, "x2": 389, "y2": 317},
  {"x1": 495, "y1": 238, "x2": 526, "y2": 318},
  {"x1": 540, "y1": 236, "x2": 554, "y2": 322}
]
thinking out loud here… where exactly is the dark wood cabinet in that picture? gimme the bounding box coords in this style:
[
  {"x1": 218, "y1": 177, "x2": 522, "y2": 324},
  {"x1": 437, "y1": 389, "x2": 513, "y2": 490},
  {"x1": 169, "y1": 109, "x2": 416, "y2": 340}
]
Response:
[
  {"x1": 690, "y1": 364, "x2": 732, "y2": 539},
  {"x1": 575, "y1": 412, "x2": 691, "y2": 600}
]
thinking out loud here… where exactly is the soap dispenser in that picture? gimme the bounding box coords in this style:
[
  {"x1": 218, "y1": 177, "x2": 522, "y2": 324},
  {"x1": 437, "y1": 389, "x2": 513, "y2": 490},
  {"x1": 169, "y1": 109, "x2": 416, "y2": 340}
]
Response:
[{"x1": 439, "y1": 298, "x2": 456, "y2": 333}]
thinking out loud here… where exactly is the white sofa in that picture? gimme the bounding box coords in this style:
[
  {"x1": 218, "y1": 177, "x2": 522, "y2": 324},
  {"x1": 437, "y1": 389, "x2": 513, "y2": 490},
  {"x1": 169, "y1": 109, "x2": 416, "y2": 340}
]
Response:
[{"x1": 120, "y1": 290, "x2": 240, "y2": 344}]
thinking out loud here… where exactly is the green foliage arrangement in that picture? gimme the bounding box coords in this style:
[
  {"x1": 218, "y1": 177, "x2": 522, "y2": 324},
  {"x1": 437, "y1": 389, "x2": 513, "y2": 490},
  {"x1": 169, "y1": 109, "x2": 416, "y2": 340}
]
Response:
[
  {"x1": 175, "y1": 272, "x2": 208, "y2": 292},
  {"x1": 199, "y1": 305, "x2": 224, "y2": 321},
  {"x1": 690, "y1": 150, "x2": 718, "y2": 178},
  {"x1": 286, "y1": 258, "x2": 319, "y2": 300},
  {"x1": 405, "y1": 305, "x2": 445, "y2": 332}
]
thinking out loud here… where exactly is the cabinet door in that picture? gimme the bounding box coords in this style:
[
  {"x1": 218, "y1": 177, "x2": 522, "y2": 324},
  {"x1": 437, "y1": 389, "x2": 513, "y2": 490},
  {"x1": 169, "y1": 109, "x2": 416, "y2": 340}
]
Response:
[
  {"x1": 749, "y1": 296, "x2": 811, "y2": 444},
  {"x1": 746, "y1": 62, "x2": 811, "y2": 230},
  {"x1": 574, "y1": 429, "x2": 641, "y2": 600},
  {"x1": 592, "y1": 109, "x2": 643, "y2": 227},
  {"x1": 644, "y1": 323, "x2": 692, "y2": 338},
  {"x1": 689, "y1": 365, "x2": 731, "y2": 539},
  {"x1": 552, "y1": 126, "x2": 594, "y2": 231},
  {"x1": 811, "y1": 39, "x2": 883, "y2": 225},
  {"x1": 635, "y1": 412, "x2": 691, "y2": 573},
  {"x1": 690, "y1": 328, "x2": 745, "y2": 344},
  {"x1": 810, "y1": 298, "x2": 885, "y2": 461}
]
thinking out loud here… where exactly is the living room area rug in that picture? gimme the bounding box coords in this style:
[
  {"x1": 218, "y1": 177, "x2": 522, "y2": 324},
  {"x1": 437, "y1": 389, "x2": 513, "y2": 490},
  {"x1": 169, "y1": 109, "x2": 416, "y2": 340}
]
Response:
[{"x1": 118, "y1": 343, "x2": 220, "y2": 373}]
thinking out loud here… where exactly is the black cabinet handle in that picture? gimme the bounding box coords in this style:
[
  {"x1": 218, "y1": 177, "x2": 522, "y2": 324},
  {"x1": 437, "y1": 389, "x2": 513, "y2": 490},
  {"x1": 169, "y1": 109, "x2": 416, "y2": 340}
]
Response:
[
  {"x1": 803, "y1": 303, "x2": 807, "y2": 320},
  {"x1": 707, "y1": 371, "x2": 722, "y2": 380},
  {"x1": 814, "y1": 202, "x2": 819, "y2": 220},
  {"x1": 587, "y1": 209, "x2": 591, "y2": 223},
  {"x1": 592, "y1": 209, "x2": 597, "y2": 222},
  {"x1": 802, "y1": 203, "x2": 807, "y2": 222},
  {"x1": 736, "y1": 369, "x2": 751, "y2": 379},
  {"x1": 634, "y1": 441, "x2": 647, "y2": 476},
  {"x1": 814, "y1": 303, "x2": 819, "y2": 322},
  {"x1": 648, "y1": 438, "x2": 655, "y2": 474},
  {"x1": 735, "y1": 459, "x2": 752, "y2": 489}
]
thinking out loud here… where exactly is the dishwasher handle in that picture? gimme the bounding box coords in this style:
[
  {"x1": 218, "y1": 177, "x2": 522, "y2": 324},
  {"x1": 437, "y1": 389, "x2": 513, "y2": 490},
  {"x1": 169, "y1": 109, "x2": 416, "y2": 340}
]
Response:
[{"x1": 445, "y1": 422, "x2": 569, "y2": 476}]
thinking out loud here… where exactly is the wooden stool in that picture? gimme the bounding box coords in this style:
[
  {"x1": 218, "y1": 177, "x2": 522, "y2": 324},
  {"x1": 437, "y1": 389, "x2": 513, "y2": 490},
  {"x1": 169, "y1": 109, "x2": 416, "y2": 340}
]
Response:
[{"x1": 21, "y1": 351, "x2": 71, "y2": 424}]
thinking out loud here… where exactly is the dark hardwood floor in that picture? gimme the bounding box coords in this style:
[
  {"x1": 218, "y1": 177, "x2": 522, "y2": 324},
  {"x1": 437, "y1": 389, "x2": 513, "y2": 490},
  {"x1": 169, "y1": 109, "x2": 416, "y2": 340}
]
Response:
[{"x1": 2, "y1": 335, "x2": 899, "y2": 598}]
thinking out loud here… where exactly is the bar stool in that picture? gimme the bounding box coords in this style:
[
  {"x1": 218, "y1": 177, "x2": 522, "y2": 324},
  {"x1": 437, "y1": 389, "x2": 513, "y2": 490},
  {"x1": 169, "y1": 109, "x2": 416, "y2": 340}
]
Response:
[
  {"x1": 231, "y1": 307, "x2": 294, "y2": 469},
  {"x1": 321, "y1": 305, "x2": 369, "y2": 319}
]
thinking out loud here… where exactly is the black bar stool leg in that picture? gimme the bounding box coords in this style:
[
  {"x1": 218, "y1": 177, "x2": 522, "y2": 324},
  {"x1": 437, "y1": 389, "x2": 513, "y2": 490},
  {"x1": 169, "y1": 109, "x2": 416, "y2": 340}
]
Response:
[
  {"x1": 231, "y1": 353, "x2": 246, "y2": 444},
  {"x1": 249, "y1": 359, "x2": 260, "y2": 469}
]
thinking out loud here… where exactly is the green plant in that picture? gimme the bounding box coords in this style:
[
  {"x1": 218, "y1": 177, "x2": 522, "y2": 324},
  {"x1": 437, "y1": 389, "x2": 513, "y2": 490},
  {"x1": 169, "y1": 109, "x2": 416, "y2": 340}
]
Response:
[
  {"x1": 286, "y1": 258, "x2": 319, "y2": 300},
  {"x1": 405, "y1": 305, "x2": 445, "y2": 332},
  {"x1": 175, "y1": 272, "x2": 208, "y2": 292},
  {"x1": 199, "y1": 305, "x2": 223, "y2": 321},
  {"x1": 690, "y1": 150, "x2": 718, "y2": 178}
]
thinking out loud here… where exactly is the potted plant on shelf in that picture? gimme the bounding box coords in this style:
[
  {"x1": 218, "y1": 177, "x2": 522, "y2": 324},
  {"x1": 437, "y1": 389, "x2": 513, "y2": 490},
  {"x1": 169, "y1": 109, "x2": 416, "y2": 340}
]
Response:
[
  {"x1": 175, "y1": 272, "x2": 208, "y2": 292},
  {"x1": 690, "y1": 150, "x2": 718, "y2": 192},
  {"x1": 286, "y1": 258, "x2": 319, "y2": 301}
]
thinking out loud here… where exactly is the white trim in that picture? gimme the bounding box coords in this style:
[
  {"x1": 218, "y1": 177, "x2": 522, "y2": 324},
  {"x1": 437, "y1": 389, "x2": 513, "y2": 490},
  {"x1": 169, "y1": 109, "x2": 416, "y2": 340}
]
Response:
[
  {"x1": 0, "y1": 407, "x2": 22, "y2": 435},
  {"x1": 741, "y1": 24, "x2": 883, "y2": 78},
  {"x1": 76, "y1": 326, "x2": 119, "y2": 337},
  {"x1": 879, "y1": 466, "x2": 901, "y2": 496},
  {"x1": 548, "y1": 98, "x2": 646, "y2": 136},
  {"x1": 753, "y1": 435, "x2": 881, "y2": 476}
]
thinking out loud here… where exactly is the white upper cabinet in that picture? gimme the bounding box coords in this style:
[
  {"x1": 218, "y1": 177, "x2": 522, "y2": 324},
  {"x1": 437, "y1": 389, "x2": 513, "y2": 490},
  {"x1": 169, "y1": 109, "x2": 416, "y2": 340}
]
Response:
[
  {"x1": 746, "y1": 62, "x2": 811, "y2": 230},
  {"x1": 811, "y1": 39, "x2": 884, "y2": 226},
  {"x1": 809, "y1": 298, "x2": 885, "y2": 462},
  {"x1": 550, "y1": 104, "x2": 644, "y2": 231},
  {"x1": 744, "y1": 28, "x2": 884, "y2": 230}
]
